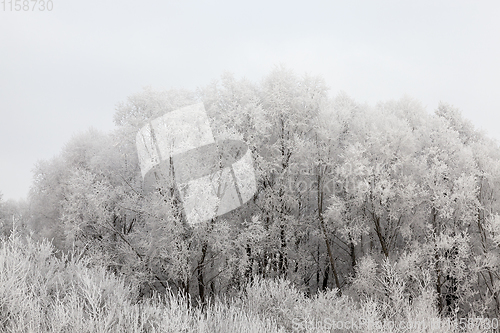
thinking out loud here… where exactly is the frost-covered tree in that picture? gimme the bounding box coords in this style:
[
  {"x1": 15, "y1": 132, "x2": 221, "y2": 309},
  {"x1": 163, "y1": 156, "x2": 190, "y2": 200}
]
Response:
[{"x1": 25, "y1": 69, "x2": 500, "y2": 318}]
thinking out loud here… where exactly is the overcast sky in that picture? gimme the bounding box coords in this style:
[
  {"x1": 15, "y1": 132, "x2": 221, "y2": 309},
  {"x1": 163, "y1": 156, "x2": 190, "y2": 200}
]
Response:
[{"x1": 1, "y1": 0, "x2": 499, "y2": 201}]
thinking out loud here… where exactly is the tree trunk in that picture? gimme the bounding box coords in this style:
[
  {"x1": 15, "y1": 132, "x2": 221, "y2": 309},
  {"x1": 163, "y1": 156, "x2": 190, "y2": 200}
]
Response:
[
  {"x1": 350, "y1": 239, "x2": 356, "y2": 273},
  {"x1": 372, "y1": 213, "x2": 388, "y2": 257},
  {"x1": 432, "y1": 207, "x2": 444, "y2": 314},
  {"x1": 279, "y1": 225, "x2": 288, "y2": 276},
  {"x1": 197, "y1": 243, "x2": 208, "y2": 307},
  {"x1": 318, "y1": 172, "x2": 341, "y2": 294},
  {"x1": 320, "y1": 219, "x2": 341, "y2": 295},
  {"x1": 322, "y1": 264, "x2": 330, "y2": 291},
  {"x1": 245, "y1": 244, "x2": 254, "y2": 283}
]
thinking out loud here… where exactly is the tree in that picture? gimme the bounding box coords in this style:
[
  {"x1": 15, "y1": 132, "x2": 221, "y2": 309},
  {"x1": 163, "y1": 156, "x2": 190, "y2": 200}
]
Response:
[
  {"x1": 0, "y1": 192, "x2": 6, "y2": 237},
  {"x1": 24, "y1": 69, "x2": 500, "y2": 318}
]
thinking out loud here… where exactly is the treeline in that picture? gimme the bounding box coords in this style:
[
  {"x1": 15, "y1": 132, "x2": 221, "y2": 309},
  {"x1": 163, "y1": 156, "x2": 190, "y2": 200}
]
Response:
[{"x1": 3, "y1": 67, "x2": 500, "y2": 318}]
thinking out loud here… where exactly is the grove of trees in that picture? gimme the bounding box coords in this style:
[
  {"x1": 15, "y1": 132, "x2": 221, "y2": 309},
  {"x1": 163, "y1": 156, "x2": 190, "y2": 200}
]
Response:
[{"x1": 5, "y1": 67, "x2": 500, "y2": 323}]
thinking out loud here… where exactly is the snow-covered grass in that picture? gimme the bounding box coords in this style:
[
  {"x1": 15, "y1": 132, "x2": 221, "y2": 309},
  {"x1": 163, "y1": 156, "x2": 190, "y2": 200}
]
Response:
[
  {"x1": 0, "y1": 233, "x2": 282, "y2": 332},
  {"x1": 0, "y1": 233, "x2": 488, "y2": 332}
]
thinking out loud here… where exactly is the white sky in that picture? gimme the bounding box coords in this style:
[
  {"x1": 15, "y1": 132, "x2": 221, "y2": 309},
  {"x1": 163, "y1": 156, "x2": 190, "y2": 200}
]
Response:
[{"x1": 1, "y1": 0, "x2": 499, "y2": 201}]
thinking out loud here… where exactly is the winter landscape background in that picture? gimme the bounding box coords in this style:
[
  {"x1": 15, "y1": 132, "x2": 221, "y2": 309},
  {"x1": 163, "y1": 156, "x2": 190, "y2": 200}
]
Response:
[{"x1": 1, "y1": 1, "x2": 500, "y2": 332}]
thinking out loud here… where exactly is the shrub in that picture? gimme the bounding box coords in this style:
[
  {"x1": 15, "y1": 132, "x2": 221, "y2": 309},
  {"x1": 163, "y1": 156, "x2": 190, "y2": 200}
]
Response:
[{"x1": 0, "y1": 233, "x2": 490, "y2": 332}]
